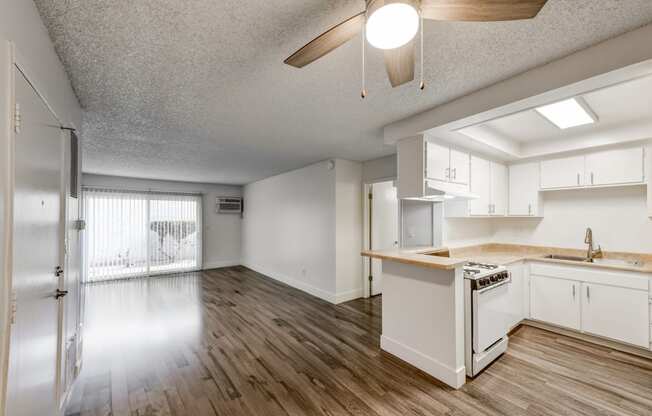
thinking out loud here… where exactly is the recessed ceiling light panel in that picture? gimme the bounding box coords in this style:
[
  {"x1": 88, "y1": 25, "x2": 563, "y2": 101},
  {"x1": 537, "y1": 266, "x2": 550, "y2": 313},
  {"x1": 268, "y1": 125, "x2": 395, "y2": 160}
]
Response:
[{"x1": 535, "y1": 98, "x2": 597, "y2": 129}]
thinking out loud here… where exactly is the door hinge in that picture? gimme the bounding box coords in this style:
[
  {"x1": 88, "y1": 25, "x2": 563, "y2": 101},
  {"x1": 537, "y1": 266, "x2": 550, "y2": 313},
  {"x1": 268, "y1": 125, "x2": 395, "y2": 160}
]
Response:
[
  {"x1": 73, "y1": 219, "x2": 86, "y2": 231},
  {"x1": 368, "y1": 192, "x2": 372, "y2": 200},
  {"x1": 10, "y1": 290, "x2": 17, "y2": 324},
  {"x1": 14, "y1": 102, "x2": 21, "y2": 134}
]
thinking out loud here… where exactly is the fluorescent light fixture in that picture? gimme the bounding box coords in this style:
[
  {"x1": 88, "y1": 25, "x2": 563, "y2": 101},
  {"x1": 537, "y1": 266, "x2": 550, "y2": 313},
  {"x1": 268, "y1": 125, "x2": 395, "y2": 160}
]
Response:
[{"x1": 535, "y1": 98, "x2": 596, "y2": 129}]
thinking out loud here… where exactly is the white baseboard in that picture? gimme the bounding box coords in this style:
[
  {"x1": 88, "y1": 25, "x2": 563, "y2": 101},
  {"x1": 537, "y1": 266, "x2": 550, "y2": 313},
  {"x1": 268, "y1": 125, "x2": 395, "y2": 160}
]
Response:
[
  {"x1": 202, "y1": 260, "x2": 241, "y2": 270},
  {"x1": 334, "y1": 287, "x2": 364, "y2": 304},
  {"x1": 381, "y1": 334, "x2": 466, "y2": 389},
  {"x1": 242, "y1": 262, "x2": 339, "y2": 304}
]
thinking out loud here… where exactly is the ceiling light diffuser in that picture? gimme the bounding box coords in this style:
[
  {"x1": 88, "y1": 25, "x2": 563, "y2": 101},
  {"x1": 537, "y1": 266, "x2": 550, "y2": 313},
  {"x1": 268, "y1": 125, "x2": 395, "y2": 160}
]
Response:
[
  {"x1": 535, "y1": 98, "x2": 596, "y2": 129},
  {"x1": 366, "y1": 3, "x2": 419, "y2": 50}
]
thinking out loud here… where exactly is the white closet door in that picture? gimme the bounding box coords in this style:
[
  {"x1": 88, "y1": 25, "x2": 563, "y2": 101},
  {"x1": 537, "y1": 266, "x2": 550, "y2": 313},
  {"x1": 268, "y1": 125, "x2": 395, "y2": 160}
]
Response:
[{"x1": 7, "y1": 68, "x2": 63, "y2": 416}]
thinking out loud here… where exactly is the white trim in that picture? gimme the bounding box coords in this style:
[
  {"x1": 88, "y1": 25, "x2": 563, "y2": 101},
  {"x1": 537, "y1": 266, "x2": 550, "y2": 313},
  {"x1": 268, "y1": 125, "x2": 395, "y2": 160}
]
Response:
[
  {"x1": 242, "y1": 262, "x2": 338, "y2": 304},
  {"x1": 380, "y1": 334, "x2": 466, "y2": 389},
  {"x1": 202, "y1": 260, "x2": 241, "y2": 270},
  {"x1": 0, "y1": 38, "x2": 15, "y2": 416},
  {"x1": 334, "y1": 287, "x2": 364, "y2": 304}
]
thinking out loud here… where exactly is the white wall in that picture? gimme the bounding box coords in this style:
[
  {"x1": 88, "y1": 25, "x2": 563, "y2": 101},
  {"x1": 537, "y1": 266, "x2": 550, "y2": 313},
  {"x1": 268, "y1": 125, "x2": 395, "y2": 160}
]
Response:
[
  {"x1": 492, "y1": 186, "x2": 652, "y2": 253},
  {"x1": 1, "y1": 2, "x2": 83, "y2": 411},
  {"x1": 242, "y1": 159, "x2": 363, "y2": 304},
  {"x1": 242, "y1": 160, "x2": 337, "y2": 300},
  {"x1": 82, "y1": 174, "x2": 242, "y2": 269},
  {"x1": 335, "y1": 159, "x2": 363, "y2": 302},
  {"x1": 362, "y1": 154, "x2": 396, "y2": 184}
]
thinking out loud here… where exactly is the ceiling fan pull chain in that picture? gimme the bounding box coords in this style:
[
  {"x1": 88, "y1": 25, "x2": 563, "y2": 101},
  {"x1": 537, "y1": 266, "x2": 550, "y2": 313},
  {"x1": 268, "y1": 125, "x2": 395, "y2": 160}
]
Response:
[
  {"x1": 419, "y1": 10, "x2": 425, "y2": 91},
  {"x1": 361, "y1": 13, "x2": 367, "y2": 99}
]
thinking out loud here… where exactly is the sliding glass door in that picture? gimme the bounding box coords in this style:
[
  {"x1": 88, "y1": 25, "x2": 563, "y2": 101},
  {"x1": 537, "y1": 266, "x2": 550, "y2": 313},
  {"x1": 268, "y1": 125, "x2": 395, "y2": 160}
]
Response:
[{"x1": 83, "y1": 188, "x2": 202, "y2": 282}]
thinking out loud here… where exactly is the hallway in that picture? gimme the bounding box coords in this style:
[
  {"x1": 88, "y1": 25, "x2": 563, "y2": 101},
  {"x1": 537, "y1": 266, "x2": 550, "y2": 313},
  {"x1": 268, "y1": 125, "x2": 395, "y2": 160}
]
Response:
[{"x1": 66, "y1": 267, "x2": 652, "y2": 416}]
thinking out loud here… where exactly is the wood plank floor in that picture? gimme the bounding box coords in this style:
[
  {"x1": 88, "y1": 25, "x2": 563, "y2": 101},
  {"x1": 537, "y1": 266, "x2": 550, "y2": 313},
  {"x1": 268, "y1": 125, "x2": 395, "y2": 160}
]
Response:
[{"x1": 66, "y1": 266, "x2": 652, "y2": 416}]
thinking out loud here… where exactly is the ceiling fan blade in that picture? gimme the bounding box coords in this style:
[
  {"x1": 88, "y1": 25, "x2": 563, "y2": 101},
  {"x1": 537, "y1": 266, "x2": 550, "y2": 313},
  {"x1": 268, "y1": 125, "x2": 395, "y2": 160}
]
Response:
[
  {"x1": 421, "y1": 0, "x2": 548, "y2": 21},
  {"x1": 284, "y1": 12, "x2": 365, "y2": 68},
  {"x1": 384, "y1": 40, "x2": 415, "y2": 87}
]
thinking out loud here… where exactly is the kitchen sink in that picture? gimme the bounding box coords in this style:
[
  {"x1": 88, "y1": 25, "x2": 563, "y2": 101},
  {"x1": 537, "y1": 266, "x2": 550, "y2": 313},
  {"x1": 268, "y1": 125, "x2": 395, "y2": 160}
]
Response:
[
  {"x1": 543, "y1": 254, "x2": 589, "y2": 262},
  {"x1": 587, "y1": 258, "x2": 644, "y2": 268}
]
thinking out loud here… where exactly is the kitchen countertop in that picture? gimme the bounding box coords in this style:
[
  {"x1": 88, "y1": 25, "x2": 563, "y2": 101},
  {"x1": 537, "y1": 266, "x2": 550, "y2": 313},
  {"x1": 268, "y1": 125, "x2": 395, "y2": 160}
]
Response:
[{"x1": 362, "y1": 243, "x2": 652, "y2": 274}]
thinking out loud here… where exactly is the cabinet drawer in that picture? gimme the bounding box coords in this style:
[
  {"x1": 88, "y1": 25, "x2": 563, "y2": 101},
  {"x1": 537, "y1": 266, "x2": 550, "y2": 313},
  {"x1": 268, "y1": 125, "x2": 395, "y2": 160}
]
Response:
[{"x1": 530, "y1": 262, "x2": 649, "y2": 291}]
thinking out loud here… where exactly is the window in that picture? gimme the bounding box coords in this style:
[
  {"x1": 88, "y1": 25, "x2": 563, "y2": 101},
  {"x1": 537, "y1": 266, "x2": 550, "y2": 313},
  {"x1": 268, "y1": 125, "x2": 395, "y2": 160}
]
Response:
[{"x1": 83, "y1": 188, "x2": 202, "y2": 282}]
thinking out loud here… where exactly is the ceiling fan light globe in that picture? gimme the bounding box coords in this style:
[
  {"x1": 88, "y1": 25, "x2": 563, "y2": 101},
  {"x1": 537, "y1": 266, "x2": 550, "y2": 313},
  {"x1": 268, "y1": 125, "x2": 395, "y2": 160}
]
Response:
[{"x1": 366, "y1": 3, "x2": 419, "y2": 50}]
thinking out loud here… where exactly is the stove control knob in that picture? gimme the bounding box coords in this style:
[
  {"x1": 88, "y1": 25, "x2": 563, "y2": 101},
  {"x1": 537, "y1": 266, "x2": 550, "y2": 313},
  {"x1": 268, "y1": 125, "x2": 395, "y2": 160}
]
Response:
[{"x1": 490, "y1": 275, "x2": 497, "y2": 282}]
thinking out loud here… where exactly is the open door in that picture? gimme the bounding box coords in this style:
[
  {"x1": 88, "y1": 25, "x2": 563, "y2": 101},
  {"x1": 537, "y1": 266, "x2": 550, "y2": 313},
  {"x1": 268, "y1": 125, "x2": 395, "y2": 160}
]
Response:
[{"x1": 369, "y1": 181, "x2": 399, "y2": 296}]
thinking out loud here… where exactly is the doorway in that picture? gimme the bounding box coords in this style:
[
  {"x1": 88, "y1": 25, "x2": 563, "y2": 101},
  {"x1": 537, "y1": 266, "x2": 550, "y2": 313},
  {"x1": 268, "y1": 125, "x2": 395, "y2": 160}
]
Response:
[{"x1": 365, "y1": 180, "x2": 399, "y2": 297}]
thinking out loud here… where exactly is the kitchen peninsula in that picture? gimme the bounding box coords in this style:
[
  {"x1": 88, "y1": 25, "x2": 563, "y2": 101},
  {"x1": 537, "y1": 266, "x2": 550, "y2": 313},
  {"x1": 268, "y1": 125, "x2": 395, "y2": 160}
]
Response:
[{"x1": 361, "y1": 248, "x2": 468, "y2": 389}]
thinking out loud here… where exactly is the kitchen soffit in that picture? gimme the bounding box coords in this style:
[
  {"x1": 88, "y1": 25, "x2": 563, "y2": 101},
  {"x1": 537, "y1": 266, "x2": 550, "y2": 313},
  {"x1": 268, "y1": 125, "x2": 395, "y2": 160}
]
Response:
[{"x1": 426, "y1": 70, "x2": 652, "y2": 160}]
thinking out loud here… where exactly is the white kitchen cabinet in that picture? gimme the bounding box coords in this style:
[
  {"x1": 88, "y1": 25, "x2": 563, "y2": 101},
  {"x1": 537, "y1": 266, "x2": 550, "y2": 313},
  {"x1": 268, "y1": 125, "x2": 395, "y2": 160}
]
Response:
[
  {"x1": 426, "y1": 142, "x2": 470, "y2": 186},
  {"x1": 450, "y1": 149, "x2": 470, "y2": 185},
  {"x1": 448, "y1": 156, "x2": 507, "y2": 217},
  {"x1": 540, "y1": 155, "x2": 585, "y2": 189},
  {"x1": 530, "y1": 274, "x2": 581, "y2": 330},
  {"x1": 509, "y1": 162, "x2": 542, "y2": 216},
  {"x1": 491, "y1": 163, "x2": 507, "y2": 216},
  {"x1": 580, "y1": 282, "x2": 649, "y2": 348},
  {"x1": 506, "y1": 262, "x2": 525, "y2": 330},
  {"x1": 469, "y1": 156, "x2": 492, "y2": 216},
  {"x1": 426, "y1": 142, "x2": 450, "y2": 182},
  {"x1": 585, "y1": 146, "x2": 644, "y2": 186}
]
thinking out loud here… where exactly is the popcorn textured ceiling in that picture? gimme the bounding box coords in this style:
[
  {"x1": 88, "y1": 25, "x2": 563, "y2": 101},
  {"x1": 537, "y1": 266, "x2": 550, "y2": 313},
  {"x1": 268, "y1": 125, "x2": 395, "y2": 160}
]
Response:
[{"x1": 34, "y1": 0, "x2": 652, "y2": 184}]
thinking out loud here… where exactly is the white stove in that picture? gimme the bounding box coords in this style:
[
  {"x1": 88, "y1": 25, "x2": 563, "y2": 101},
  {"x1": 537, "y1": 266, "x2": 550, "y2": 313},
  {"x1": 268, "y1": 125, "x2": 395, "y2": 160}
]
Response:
[{"x1": 463, "y1": 261, "x2": 511, "y2": 377}]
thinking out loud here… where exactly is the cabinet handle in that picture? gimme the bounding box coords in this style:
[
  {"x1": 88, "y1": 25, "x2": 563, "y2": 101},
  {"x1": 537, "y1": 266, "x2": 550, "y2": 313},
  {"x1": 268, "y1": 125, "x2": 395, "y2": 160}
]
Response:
[
  {"x1": 452, "y1": 168, "x2": 457, "y2": 180},
  {"x1": 577, "y1": 173, "x2": 580, "y2": 185},
  {"x1": 586, "y1": 285, "x2": 590, "y2": 301},
  {"x1": 590, "y1": 172, "x2": 594, "y2": 185},
  {"x1": 572, "y1": 284, "x2": 575, "y2": 299},
  {"x1": 445, "y1": 168, "x2": 450, "y2": 179},
  {"x1": 528, "y1": 204, "x2": 532, "y2": 216}
]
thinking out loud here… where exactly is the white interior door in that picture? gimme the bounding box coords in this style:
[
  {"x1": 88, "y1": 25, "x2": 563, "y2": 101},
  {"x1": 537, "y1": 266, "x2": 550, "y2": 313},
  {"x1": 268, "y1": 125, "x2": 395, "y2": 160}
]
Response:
[
  {"x1": 370, "y1": 181, "x2": 398, "y2": 296},
  {"x1": 7, "y1": 68, "x2": 64, "y2": 416}
]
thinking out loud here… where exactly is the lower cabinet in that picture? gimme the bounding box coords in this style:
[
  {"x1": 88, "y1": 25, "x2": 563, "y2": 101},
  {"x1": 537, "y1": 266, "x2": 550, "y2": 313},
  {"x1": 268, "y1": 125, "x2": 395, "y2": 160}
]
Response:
[
  {"x1": 506, "y1": 262, "x2": 525, "y2": 329},
  {"x1": 530, "y1": 274, "x2": 581, "y2": 330},
  {"x1": 581, "y1": 283, "x2": 650, "y2": 348},
  {"x1": 529, "y1": 263, "x2": 651, "y2": 349}
]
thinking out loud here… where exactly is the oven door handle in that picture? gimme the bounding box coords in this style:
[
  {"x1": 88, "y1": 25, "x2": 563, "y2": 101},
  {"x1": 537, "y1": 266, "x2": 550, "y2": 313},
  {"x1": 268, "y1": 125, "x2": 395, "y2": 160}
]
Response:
[{"x1": 475, "y1": 276, "x2": 511, "y2": 294}]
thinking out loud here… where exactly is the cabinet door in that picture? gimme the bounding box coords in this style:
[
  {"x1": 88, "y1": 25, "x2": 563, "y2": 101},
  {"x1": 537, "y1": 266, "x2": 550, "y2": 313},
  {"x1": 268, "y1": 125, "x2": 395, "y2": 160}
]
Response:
[
  {"x1": 509, "y1": 162, "x2": 540, "y2": 216},
  {"x1": 540, "y1": 155, "x2": 585, "y2": 189},
  {"x1": 449, "y1": 149, "x2": 470, "y2": 186},
  {"x1": 581, "y1": 283, "x2": 649, "y2": 348},
  {"x1": 426, "y1": 142, "x2": 450, "y2": 182},
  {"x1": 490, "y1": 162, "x2": 507, "y2": 216},
  {"x1": 469, "y1": 156, "x2": 491, "y2": 216},
  {"x1": 530, "y1": 275, "x2": 580, "y2": 330},
  {"x1": 585, "y1": 147, "x2": 644, "y2": 186},
  {"x1": 506, "y1": 263, "x2": 525, "y2": 329}
]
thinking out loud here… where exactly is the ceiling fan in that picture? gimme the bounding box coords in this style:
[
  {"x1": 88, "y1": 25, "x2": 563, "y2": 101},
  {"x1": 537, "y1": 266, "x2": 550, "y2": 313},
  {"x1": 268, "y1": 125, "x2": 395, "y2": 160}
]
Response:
[{"x1": 284, "y1": 0, "x2": 548, "y2": 92}]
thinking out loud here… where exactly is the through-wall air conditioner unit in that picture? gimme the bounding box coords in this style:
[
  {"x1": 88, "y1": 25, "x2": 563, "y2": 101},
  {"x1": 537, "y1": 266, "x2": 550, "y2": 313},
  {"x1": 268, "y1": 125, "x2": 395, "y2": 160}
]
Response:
[{"x1": 216, "y1": 197, "x2": 243, "y2": 214}]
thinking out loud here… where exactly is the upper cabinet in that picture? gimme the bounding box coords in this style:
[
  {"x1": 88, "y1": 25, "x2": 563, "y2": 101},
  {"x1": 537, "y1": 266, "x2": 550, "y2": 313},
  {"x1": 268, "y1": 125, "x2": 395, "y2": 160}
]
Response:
[
  {"x1": 540, "y1": 155, "x2": 585, "y2": 189},
  {"x1": 541, "y1": 146, "x2": 645, "y2": 190},
  {"x1": 397, "y1": 137, "x2": 473, "y2": 200},
  {"x1": 447, "y1": 156, "x2": 507, "y2": 217},
  {"x1": 426, "y1": 142, "x2": 470, "y2": 186},
  {"x1": 585, "y1": 146, "x2": 644, "y2": 186},
  {"x1": 509, "y1": 162, "x2": 542, "y2": 216}
]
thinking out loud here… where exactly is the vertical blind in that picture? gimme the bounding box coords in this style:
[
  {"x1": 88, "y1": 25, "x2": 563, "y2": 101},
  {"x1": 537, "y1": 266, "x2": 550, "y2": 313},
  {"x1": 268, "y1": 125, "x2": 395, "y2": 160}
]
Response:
[{"x1": 83, "y1": 188, "x2": 202, "y2": 282}]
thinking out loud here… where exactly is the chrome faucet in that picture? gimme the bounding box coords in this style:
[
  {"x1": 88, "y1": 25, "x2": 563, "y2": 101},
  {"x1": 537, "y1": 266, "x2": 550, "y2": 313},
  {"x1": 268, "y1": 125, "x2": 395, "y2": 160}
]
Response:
[{"x1": 584, "y1": 227, "x2": 602, "y2": 261}]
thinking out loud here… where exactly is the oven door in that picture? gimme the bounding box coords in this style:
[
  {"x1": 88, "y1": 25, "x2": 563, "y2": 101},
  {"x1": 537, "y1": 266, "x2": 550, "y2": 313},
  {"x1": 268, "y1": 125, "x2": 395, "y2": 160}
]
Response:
[{"x1": 472, "y1": 280, "x2": 510, "y2": 353}]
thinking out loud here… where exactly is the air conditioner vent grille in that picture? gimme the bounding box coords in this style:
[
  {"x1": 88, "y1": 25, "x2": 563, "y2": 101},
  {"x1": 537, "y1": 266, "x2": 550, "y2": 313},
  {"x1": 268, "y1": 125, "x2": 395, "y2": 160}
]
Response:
[{"x1": 217, "y1": 197, "x2": 242, "y2": 214}]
